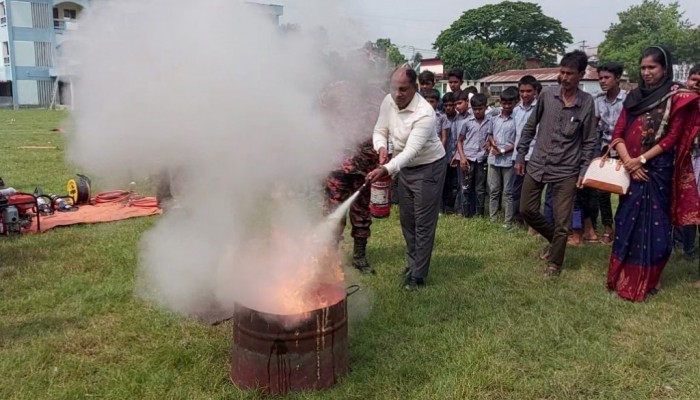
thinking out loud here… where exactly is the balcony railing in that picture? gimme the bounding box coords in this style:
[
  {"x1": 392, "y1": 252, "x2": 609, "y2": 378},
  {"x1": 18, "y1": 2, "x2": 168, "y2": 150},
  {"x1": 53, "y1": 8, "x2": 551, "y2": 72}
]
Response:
[
  {"x1": 3, "y1": 56, "x2": 9, "y2": 66},
  {"x1": 1, "y1": 16, "x2": 6, "y2": 26},
  {"x1": 54, "y1": 19, "x2": 78, "y2": 31}
]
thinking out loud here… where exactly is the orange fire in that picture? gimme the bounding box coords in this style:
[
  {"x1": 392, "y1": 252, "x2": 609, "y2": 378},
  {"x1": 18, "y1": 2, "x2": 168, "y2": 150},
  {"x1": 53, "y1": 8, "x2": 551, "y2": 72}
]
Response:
[
  {"x1": 268, "y1": 245, "x2": 345, "y2": 317},
  {"x1": 233, "y1": 224, "x2": 346, "y2": 319}
]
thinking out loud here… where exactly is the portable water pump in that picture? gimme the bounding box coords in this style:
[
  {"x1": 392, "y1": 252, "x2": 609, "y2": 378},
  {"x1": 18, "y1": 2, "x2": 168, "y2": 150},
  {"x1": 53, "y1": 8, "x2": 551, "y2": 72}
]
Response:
[{"x1": 0, "y1": 188, "x2": 36, "y2": 236}]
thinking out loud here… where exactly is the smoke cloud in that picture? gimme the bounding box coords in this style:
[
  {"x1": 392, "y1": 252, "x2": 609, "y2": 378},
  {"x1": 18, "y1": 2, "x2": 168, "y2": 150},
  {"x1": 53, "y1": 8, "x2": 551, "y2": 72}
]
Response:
[{"x1": 62, "y1": 0, "x2": 379, "y2": 318}]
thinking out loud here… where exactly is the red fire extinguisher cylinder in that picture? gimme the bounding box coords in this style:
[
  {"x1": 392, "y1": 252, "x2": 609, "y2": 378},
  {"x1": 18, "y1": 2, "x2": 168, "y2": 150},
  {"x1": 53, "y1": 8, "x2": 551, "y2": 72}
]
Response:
[{"x1": 369, "y1": 174, "x2": 391, "y2": 218}]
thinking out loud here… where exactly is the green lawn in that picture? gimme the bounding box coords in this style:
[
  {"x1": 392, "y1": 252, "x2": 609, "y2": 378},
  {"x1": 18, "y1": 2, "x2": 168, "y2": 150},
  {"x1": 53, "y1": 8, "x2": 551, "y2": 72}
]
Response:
[{"x1": 1, "y1": 110, "x2": 700, "y2": 400}]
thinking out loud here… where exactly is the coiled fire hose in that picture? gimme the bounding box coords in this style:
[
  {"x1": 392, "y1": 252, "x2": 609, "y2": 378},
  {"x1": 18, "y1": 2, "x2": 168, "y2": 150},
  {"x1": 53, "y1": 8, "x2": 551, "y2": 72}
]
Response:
[
  {"x1": 67, "y1": 174, "x2": 92, "y2": 205},
  {"x1": 92, "y1": 190, "x2": 159, "y2": 208}
]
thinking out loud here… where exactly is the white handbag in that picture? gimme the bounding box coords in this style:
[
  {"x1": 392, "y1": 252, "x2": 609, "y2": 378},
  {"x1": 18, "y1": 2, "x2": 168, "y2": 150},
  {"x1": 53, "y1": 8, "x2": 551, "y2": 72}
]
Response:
[{"x1": 582, "y1": 139, "x2": 631, "y2": 195}]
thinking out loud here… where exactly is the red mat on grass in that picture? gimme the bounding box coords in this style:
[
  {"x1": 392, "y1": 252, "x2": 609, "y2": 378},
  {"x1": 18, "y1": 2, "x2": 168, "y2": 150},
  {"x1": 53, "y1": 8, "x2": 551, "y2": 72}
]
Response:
[{"x1": 26, "y1": 196, "x2": 162, "y2": 233}]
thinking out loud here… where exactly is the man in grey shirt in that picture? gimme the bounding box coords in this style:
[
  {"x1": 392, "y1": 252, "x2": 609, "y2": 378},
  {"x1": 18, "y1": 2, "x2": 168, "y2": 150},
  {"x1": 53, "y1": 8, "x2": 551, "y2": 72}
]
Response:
[{"x1": 514, "y1": 50, "x2": 597, "y2": 277}]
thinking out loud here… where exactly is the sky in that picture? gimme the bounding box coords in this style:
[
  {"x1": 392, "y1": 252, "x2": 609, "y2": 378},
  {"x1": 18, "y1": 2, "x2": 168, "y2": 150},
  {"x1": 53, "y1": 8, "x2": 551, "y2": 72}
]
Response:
[{"x1": 279, "y1": 0, "x2": 700, "y2": 58}]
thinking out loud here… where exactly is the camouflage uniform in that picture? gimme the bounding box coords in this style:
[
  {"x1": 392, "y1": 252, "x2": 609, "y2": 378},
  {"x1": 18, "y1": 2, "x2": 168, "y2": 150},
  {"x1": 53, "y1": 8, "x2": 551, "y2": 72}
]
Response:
[
  {"x1": 320, "y1": 80, "x2": 385, "y2": 272},
  {"x1": 324, "y1": 138, "x2": 378, "y2": 240}
]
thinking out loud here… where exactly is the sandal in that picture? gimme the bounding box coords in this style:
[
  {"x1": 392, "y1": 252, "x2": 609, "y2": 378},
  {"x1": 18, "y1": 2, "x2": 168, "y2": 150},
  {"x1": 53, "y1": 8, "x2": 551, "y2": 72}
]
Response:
[
  {"x1": 583, "y1": 236, "x2": 600, "y2": 244},
  {"x1": 567, "y1": 237, "x2": 584, "y2": 247},
  {"x1": 600, "y1": 233, "x2": 613, "y2": 245},
  {"x1": 543, "y1": 263, "x2": 561, "y2": 277}
]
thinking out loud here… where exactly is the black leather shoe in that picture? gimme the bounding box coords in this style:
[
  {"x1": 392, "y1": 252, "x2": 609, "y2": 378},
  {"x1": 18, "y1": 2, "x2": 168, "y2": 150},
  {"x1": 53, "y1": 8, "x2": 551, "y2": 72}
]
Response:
[{"x1": 404, "y1": 276, "x2": 426, "y2": 290}]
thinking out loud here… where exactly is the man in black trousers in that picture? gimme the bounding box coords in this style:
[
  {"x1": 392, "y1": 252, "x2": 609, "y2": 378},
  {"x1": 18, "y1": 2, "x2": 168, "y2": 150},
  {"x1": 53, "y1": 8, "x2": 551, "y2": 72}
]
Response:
[{"x1": 367, "y1": 67, "x2": 447, "y2": 290}]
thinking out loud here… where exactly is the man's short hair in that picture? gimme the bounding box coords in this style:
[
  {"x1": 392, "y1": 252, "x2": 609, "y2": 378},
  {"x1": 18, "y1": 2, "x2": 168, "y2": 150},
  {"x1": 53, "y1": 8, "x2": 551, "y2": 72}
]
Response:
[
  {"x1": 457, "y1": 90, "x2": 471, "y2": 102},
  {"x1": 442, "y1": 92, "x2": 456, "y2": 103},
  {"x1": 597, "y1": 62, "x2": 624, "y2": 78},
  {"x1": 470, "y1": 93, "x2": 488, "y2": 107},
  {"x1": 463, "y1": 86, "x2": 478, "y2": 95},
  {"x1": 560, "y1": 50, "x2": 589, "y2": 73},
  {"x1": 447, "y1": 68, "x2": 464, "y2": 81},
  {"x1": 419, "y1": 70, "x2": 436, "y2": 84},
  {"x1": 406, "y1": 68, "x2": 418, "y2": 85},
  {"x1": 392, "y1": 68, "x2": 418, "y2": 86},
  {"x1": 518, "y1": 75, "x2": 538, "y2": 88},
  {"x1": 689, "y1": 65, "x2": 700, "y2": 77},
  {"x1": 533, "y1": 82, "x2": 543, "y2": 94},
  {"x1": 500, "y1": 87, "x2": 519, "y2": 102},
  {"x1": 424, "y1": 89, "x2": 441, "y2": 101}
]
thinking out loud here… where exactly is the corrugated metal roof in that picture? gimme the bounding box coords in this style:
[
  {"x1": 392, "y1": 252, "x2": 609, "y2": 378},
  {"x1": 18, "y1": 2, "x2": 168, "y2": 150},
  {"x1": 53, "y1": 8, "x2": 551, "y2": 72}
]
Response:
[{"x1": 479, "y1": 66, "x2": 599, "y2": 83}]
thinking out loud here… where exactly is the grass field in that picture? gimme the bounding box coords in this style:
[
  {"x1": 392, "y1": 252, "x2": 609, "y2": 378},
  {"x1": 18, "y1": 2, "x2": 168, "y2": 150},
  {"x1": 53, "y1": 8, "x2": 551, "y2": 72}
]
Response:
[{"x1": 1, "y1": 110, "x2": 700, "y2": 400}]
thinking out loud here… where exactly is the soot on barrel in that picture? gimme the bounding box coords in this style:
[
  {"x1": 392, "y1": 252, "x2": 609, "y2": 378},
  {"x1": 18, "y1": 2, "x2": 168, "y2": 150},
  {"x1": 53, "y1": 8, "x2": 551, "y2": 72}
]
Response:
[{"x1": 230, "y1": 283, "x2": 348, "y2": 395}]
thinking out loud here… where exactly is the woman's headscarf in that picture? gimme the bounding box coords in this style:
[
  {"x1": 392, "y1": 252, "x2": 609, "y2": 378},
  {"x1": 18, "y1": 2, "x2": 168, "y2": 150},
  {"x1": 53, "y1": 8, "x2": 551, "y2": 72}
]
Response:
[{"x1": 623, "y1": 45, "x2": 676, "y2": 116}]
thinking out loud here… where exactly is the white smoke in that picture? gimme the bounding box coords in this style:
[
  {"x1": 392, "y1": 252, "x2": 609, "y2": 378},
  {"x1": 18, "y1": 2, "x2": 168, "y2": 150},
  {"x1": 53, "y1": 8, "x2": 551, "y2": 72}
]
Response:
[{"x1": 62, "y1": 0, "x2": 378, "y2": 318}]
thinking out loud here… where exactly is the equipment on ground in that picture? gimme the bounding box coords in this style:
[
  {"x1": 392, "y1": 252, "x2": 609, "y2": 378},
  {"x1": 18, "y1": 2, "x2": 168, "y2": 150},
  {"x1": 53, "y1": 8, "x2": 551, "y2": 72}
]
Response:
[
  {"x1": 49, "y1": 193, "x2": 78, "y2": 212},
  {"x1": 0, "y1": 180, "x2": 80, "y2": 236},
  {"x1": 67, "y1": 174, "x2": 91, "y2": 205},
  {"x1": 0, "y1": 191, "x2": 38, "y2": 235}
]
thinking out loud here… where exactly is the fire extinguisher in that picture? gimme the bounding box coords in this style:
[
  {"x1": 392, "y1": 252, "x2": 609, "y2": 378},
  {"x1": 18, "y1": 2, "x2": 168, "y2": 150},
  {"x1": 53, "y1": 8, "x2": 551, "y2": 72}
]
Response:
[{"x1": 369, "y1": 173, "x2": 392, "y2": 218}]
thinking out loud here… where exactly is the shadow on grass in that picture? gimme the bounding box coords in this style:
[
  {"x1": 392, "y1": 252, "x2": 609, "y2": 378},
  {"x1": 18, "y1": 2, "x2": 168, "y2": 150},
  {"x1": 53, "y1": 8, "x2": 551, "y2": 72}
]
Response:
[
  {"x1": 341, "y1": 253, "x2": 487, "y2": 396},
  {"x1": 657, "y1": 252, "x2": 700, "y2": 290},
  {"x1": 0, "y1": 236, "x2": 55, "y2": 277},
  {"x1": 0, "y1": 316, "x2": 80, "y2": 342},
  {"x1": 431, "y1": 253, "x2": 485, "y2": 285}
]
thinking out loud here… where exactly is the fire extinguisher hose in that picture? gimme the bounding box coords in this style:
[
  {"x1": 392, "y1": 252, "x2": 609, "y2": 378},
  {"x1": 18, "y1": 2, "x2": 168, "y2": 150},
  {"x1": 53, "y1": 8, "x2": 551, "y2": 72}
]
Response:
[
  {"x1": 92, "y1": 190, "x2": 159, "y2": 208},
  {"x1": 128, "y1": 197, "x2": 159, "y2": 208},
  {"x1": 93, "y1": 190, "x2": 131, "y2": 204}
]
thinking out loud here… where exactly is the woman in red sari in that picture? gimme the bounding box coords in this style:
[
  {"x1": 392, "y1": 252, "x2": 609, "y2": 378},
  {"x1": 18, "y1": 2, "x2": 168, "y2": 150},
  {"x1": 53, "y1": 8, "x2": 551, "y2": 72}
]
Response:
[{"x1": 607, "y1": 46, "x2": 700, "y2": 302}]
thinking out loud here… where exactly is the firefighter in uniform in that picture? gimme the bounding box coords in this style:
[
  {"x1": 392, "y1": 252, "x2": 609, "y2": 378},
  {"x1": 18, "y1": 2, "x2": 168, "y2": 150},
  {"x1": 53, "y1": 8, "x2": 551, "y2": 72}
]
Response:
[{"x1": 320, "y1": 80, "x2": 386, "y2": 274}]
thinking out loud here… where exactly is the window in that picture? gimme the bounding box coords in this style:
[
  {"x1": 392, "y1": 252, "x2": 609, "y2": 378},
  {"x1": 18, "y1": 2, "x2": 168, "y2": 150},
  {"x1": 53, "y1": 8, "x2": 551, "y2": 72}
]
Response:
[
  {"x1": 53, "y1": 7, "x2": 60, "y2": 28},
  {"x1": 0, "y1": 2, "x2": 6, "y2": 26},
  {"x1": 64, "y1": 9, "x2": 77, "y2": 19},
  {"x1": 2, "y1": 42, "x2": 9, "y2": 66},
  {"x1": 489, "y1": 85, "x2": 504, "y2": 97}
]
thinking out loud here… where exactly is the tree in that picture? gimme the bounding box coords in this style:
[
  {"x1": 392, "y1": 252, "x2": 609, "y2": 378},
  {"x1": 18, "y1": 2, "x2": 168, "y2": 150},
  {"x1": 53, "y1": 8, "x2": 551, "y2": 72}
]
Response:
[
  {"x1": 433, "y1": 1, "x2": 572, "y2": 76},
  {"x1": 372, "y1": 38, "x2": 407, "y2": 67},
  {"x1": 440, "y1": 40, "x2": 525, "y2": 80},
  {"x1": 412, "y1": 52, "x2": 424, "y2": 65},
  {"x1": 598, "y1": 0, "x2": 700, "y2": 82}
]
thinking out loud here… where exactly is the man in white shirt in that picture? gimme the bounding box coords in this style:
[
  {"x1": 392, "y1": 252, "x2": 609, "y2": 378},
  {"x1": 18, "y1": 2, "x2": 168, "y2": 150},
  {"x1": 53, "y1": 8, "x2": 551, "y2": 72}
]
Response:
[{"x1": 367, "y1": 67, "x2": 446, "y2": 290}]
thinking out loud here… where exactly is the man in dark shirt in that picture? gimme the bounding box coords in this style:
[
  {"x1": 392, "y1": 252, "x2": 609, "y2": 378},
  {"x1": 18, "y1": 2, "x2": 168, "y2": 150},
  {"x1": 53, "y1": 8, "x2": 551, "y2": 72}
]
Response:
[{"x1": 514, "y1": 50, "x2": 596, "y2": 277}]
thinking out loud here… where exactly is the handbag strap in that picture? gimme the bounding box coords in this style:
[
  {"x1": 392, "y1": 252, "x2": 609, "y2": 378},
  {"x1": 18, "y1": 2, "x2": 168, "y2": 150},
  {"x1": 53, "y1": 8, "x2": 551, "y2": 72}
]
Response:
[{"x1": 602, "y1": 138, "x2": 624, "y2": 161}]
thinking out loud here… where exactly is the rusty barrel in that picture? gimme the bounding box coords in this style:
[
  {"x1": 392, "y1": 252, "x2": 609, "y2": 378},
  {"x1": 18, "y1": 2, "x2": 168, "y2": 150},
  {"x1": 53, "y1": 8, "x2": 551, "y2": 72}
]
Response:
[{"x1": 231, "y1": 284, "x2": 353, "y2": 395}]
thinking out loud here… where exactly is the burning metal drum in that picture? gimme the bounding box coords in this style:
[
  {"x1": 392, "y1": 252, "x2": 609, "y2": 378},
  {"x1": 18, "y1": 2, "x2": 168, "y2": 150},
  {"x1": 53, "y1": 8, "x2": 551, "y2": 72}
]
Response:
[{"x1": 231, "y1": 284, "x2": 358, "y2": 395}]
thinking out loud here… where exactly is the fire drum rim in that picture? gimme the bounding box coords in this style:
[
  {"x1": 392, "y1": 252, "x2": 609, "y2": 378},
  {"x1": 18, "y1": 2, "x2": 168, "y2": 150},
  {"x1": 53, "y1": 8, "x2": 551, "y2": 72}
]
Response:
[
  {"x1": 233, "y1": 314, "x2": 347, "y2": 342},
  {"x1": 233, "y1": 283, "x2": 346, "y2": 318}
]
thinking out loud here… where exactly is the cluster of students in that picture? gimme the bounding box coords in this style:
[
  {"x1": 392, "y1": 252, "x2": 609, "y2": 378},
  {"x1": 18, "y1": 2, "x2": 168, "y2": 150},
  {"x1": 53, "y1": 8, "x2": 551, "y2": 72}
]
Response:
[
  {"x1": 418, "y1": 68, "x2": 543, "y2": 229},
  {"x1": 409, "y1": 47, "x2": 700, "y2": 301}
]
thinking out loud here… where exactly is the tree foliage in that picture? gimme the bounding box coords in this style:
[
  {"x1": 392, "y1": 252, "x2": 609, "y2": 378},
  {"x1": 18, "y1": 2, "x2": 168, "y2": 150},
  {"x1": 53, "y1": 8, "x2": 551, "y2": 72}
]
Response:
[
  {"x1": 439, "y1": 40, "x2": 525, "y2": 80},
  {"x1": 412, "y1": 52, "x2": 424, "y2": 65},
  {"x1": 433, "y1": 1, "x2": 572, "y2": 77},
  {"x1": 599, "y1": 0, "x2": 700, "y2": 82},
  {"x1": 371, "y1": 38, "x2": 407, "y2": 67}
]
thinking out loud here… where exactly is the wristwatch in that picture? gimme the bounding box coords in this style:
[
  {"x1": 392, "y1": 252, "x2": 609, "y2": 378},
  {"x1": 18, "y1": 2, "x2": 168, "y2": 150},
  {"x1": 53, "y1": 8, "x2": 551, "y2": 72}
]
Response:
[
  {"x1": 499, "y1": 148, "x2": 506, "y2": 155},
  {"x1": 640, "y1": 155, "x2": 647, "y2": 164}
]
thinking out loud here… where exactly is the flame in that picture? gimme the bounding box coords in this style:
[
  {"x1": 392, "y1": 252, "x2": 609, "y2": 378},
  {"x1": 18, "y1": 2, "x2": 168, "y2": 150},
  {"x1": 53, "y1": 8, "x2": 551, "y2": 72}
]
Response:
[
  {"x1": 226, "y1": 222, "x2": 346, "y2": 318},
  {"x1": 269, "y1": 243, "x2": 345, "y2": 316}
]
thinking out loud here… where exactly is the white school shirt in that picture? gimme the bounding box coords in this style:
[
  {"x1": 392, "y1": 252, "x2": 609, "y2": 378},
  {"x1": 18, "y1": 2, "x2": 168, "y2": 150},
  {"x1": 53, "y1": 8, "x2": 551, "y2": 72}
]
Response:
[{"x1": 373, "y1": 93, "x2": 445, "y2": 175}]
